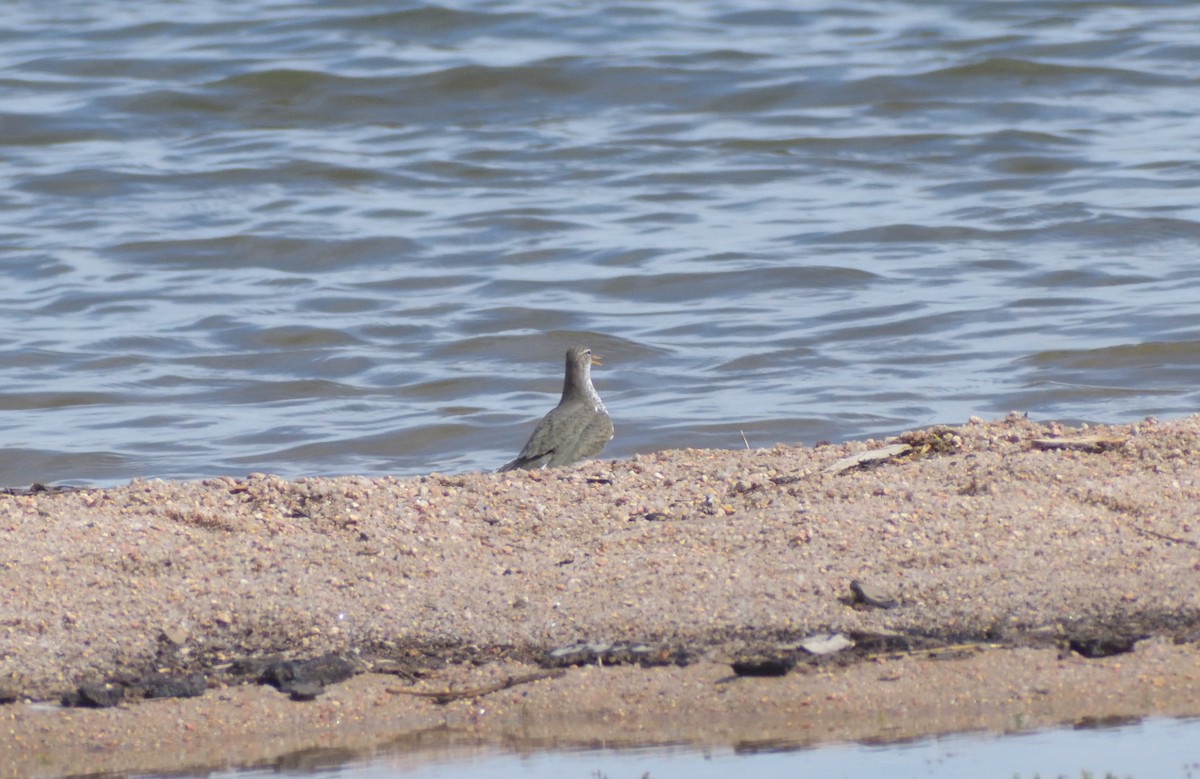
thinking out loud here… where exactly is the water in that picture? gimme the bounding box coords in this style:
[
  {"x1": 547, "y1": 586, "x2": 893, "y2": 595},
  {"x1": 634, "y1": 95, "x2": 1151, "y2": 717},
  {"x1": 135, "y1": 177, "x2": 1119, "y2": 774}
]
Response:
[
  {"x1": 3, "y1": 0, "x2": 1200, "y2": 486},
  {"x1": 200, "y1": 716, "x2": 1200, "y2": 779}
]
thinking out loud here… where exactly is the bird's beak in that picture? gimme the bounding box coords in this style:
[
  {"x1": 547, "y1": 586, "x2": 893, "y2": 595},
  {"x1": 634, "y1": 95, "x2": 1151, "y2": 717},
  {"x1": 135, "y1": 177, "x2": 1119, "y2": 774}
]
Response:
[{"x1": 591, "y1": 354, "x2": 602, "y2": 367}]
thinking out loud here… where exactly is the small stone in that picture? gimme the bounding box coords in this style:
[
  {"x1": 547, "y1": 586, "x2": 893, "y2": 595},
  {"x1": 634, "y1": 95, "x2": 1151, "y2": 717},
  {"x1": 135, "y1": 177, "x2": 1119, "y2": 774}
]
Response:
[
  {"x1": 162, "y1": 625, "x2": 189, "y2": 646},
  {"x1": 850, "y1": 580, "x2": 899, "y2": 609}
]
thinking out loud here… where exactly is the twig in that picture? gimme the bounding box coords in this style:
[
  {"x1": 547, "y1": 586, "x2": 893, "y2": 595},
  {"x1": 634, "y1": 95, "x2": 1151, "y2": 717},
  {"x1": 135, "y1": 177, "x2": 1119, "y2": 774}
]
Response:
[
  {"x1": 385, "y1": 668, "x2": 566, "y2": 704},
  {"x1": 740, "y1": 430, "x2": 751, "y2": 450},
  {"x1": 1131, "y1": 525, "x2": 1199, "y2": 549}
]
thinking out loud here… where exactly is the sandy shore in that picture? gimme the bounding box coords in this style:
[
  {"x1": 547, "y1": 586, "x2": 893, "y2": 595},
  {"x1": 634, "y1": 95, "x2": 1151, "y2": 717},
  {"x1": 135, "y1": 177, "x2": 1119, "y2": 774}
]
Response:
[{"x1": 3, "y1": 413, "x2": 1200, "y2": 777}]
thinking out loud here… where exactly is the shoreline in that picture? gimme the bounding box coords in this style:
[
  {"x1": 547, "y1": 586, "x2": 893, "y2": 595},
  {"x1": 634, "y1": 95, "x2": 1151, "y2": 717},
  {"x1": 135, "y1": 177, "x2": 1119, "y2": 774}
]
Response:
[{"x1": 3, "y1": 413, "x2": 1200, "y2": 776}]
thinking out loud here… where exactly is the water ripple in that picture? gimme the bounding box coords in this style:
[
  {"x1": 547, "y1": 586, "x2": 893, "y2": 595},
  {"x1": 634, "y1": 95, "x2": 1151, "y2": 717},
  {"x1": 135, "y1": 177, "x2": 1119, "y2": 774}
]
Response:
[{"x1": 2, "y1": 0, "x2": 1200, "y2": 484}]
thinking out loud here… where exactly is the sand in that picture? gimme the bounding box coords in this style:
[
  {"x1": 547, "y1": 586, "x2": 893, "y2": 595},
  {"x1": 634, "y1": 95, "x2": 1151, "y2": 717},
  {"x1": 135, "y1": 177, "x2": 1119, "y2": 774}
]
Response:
[{"x1": 2, "y1": 413, "x2": 1199, "y2": 777}]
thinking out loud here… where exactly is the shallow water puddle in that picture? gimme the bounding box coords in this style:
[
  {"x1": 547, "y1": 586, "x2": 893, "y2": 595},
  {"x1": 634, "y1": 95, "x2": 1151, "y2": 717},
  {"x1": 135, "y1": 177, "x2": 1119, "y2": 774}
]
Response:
[{"x1": 208, "y1": 717, "x2": 1200, "y2": 779}]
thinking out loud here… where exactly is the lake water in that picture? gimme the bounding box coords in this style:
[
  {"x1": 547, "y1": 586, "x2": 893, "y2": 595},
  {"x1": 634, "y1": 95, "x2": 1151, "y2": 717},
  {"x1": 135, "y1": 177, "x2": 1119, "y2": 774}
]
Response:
[
  {"x1": 3, "y1": 0, "x2": 1200, "y2": 485},
  {"x1": 203, "y1": 716, "x2": 1200, "y2": 779}
]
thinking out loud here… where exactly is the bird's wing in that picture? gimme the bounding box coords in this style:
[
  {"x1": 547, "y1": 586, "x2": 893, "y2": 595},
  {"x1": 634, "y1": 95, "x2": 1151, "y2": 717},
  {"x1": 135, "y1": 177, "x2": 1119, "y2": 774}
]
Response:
[
  {"x1": 497, "y1": 411, "x2": 563, "y2": 471},
  {"x1": 569, "y1": 409, "x2": 615, "y2": 461}
]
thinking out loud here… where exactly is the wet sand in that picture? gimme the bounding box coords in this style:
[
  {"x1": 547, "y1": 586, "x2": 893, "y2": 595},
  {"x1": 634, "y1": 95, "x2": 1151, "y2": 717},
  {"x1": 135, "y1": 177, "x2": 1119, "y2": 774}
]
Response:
[{"x1": 3, "y1": 414, "x2": 1200, "y2": 777}]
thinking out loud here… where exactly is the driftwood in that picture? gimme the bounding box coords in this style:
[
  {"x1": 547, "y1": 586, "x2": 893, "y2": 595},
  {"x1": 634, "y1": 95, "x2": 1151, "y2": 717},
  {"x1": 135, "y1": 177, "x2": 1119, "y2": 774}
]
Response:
[
  {"x1": 823, "y1": 443, "x2": 913, "y2": 474},
  {"x1": 385, "y1": 668, "x2": 566, "y2": 704},
  {"x1": 1030, "y1": 435, "x2": 1127, "y2": 453}
]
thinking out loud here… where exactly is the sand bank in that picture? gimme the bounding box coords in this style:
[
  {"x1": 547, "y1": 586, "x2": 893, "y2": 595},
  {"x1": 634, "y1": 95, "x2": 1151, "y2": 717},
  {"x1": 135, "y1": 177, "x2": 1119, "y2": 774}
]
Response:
[{"x1": 2, "y1": 414, "x2": 1199, "y2": 777}]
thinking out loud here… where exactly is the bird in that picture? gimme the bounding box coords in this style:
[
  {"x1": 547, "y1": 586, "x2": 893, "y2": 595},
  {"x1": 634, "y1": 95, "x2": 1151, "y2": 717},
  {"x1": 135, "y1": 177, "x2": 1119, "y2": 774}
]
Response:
[{"x1": 498, "y1": 345, "x2": 614, "y2": 472}]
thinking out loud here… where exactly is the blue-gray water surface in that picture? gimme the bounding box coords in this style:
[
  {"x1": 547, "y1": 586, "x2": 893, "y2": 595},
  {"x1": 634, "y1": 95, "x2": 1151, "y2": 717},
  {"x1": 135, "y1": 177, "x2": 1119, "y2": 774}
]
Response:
[
  {"x1": 3, "y1": 0, "x2": 1200, "y2": 485},
  {"x1": 207, "y1": 715, "x2": 1200, "y2": 779}
]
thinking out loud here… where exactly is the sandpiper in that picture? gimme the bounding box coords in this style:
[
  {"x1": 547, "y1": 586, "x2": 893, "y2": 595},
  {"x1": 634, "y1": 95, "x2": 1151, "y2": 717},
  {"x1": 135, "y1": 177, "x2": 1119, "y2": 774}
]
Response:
[{"x1": 498, "y1": 345, "x2": 614, "y2": 471}]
